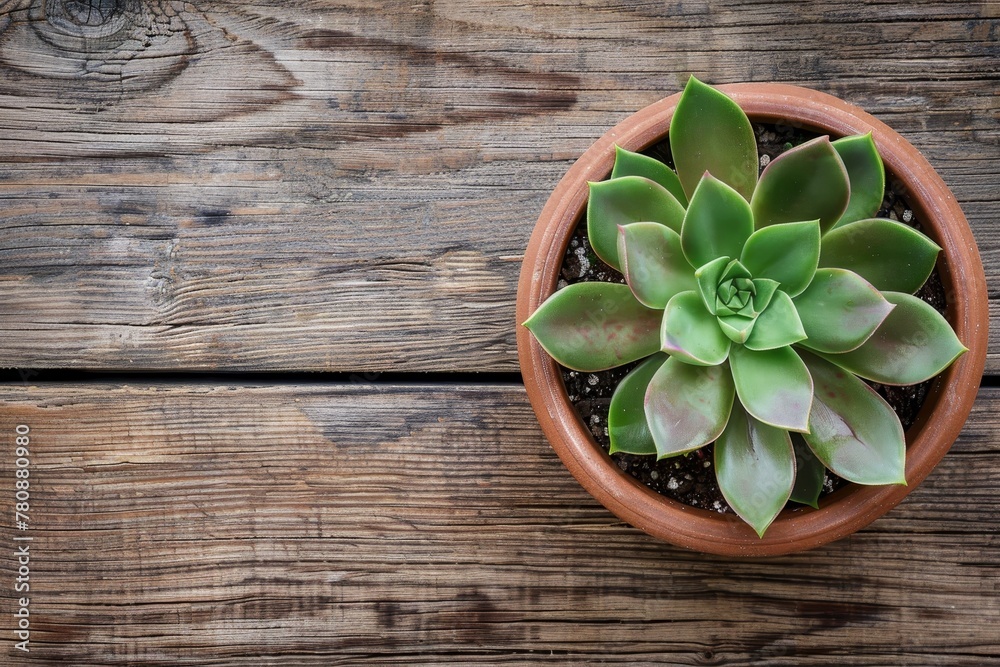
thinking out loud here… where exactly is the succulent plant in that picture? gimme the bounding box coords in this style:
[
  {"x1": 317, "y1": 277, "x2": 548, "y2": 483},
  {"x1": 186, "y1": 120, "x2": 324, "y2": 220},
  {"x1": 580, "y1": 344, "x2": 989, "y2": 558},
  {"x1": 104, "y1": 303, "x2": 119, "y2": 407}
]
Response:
[{"x1": 523, "y1": 77, "x2": 967, "y2": 537}]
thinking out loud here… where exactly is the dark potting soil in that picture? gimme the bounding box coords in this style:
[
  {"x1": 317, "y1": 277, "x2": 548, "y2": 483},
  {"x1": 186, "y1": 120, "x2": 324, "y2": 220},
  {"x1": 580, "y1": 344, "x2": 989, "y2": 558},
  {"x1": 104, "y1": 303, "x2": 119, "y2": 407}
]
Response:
[{"x1": 558, "y1": 122, "x2": 946, "y2": 515}]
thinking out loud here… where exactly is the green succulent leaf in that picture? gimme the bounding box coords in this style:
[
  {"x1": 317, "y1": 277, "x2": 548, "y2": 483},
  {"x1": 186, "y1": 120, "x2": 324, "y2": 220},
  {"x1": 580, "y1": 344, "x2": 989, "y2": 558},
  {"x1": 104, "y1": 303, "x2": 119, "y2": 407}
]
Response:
[
  {"x1": 740, "y1": 220, "x2": 821, "y2": 297},
  {"x1": 645, "y1": 357, "x2": 735, "y2": 458},
  {"x1": 718, "y1": 314, "x2": 757, "y2": 344},
  {"x1": 750, "y1": 278, "x2": 780, "y2": 315},
  {"x1": 750, "y1": 136, "x2": 850, "y2": 233},
  {"x1": 523, "y1": 282, "x2": 662, "y2": 372},
  {"x1": 789, "y1": 433, "x2": 826, "y2": 509},
  {"x1": 728, "y1": 259, "x2": 751, "y2": 277},
  {"x1": 669, "y1": 76, "x2": 758, "y2": 202},
  {"x1": 799, "y1": 351, "x2": 906, "y2": 486},
  {"x1": 721, "y1": 259, "x2": 752, "y2": 281},
  {"x1": 660, "y1": 290, "x2": 732, "y2": 366},
  {"x1": 618, "y1": 223, "x2": 697, "y2": 310},
  {"x1": 715, "y1": 405, "x2": 795, "y2": 537},
  {"x1": 587, "y1": 176, "x2": 686, "y2": 270},
  {"x1": 608, "y1": 353, "x2": 669, "y2": 455},
  {"x1": 681, "y1": 173, "x2": 755, "y2": 269},
  {"x1": 818, "y1": 291, "x2": 967, "y2": 385},
  {"x1": 611, "y1": 145, "x2": 688, "y2": 207},
  {"x1": 744, "y1": 291, "x2": 807, "y2": 351},
  {"x1": 794, "y1": 268, "x2": 895, "y2": 354},
  {"x1": 695, "y1": 256, "x2": 730, "y2": 315},
  {"x1": 729, "y1": 345, "x2": 813, "y2": 432},
  {"x1": 830, "y1": 133, "x2": 886, "y2": 229},
  {"x1": 819, "y1": 218, "x2": 941, "y2": 294}
]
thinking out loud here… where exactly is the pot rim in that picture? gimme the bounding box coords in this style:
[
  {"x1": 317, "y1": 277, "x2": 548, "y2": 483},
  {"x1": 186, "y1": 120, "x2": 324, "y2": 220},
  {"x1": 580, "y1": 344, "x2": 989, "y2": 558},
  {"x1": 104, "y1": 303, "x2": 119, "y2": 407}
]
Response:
[{"x1": 516, "y1": 83, "x2": 988, "y2": 557}]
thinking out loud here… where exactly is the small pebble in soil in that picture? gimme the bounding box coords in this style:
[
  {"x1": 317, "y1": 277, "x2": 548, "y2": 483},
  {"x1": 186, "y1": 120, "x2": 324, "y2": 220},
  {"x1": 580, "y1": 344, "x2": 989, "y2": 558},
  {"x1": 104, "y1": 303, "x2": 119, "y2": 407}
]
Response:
[{"x1": 572, "y1": 246, "x2": 590, "y2": 278}]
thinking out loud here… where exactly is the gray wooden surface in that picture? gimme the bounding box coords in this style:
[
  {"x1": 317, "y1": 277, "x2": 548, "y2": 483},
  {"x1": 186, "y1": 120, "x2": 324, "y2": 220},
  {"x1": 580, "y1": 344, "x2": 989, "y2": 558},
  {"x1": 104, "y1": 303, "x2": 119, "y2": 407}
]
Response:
[
  {"x1": 0, "y1": 0, "x2": 996, "y2": 372},
  {"x1": 1, "y1": 0, "x2": 998, "y2": 664},
  {"x1": 0, "y1": 383, "x2": 997, "y2": 665}
]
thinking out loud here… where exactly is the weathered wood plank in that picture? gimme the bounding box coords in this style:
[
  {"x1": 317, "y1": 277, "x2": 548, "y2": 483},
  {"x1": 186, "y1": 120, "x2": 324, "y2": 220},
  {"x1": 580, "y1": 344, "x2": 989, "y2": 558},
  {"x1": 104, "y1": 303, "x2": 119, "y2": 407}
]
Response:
[
  {"x1": 0, "y1": 1, "x2": 997, "y2": 372},
  {"x1": 1, "y1": 382, "x2": 997, "y2": 664}
]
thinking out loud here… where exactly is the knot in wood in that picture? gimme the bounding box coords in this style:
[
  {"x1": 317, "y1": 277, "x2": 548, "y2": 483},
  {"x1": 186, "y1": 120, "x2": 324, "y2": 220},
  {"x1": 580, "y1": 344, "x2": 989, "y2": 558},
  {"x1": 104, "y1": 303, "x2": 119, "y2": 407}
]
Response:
[
  {"x1": 0, "y1": 0, "x2": 195, "y2": 103},
  {"x1": 44, "y1": 0, "x2": 133, "y2": 40}
]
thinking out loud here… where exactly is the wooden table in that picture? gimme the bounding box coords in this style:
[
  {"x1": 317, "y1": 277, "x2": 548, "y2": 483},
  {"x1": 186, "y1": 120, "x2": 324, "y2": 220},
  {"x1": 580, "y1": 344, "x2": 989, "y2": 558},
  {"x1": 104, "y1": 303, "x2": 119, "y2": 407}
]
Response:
[{"x1": 1, "y1": 1, "x2": 997, "y2": 664}]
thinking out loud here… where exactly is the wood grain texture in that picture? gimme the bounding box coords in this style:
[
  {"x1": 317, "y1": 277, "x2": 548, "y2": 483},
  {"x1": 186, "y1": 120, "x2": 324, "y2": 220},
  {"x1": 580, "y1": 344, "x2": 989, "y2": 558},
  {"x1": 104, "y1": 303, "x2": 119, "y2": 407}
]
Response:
[
  {"x1": 0, "y1": 1, "x2": 997, "y2": 372},
  {"x1": 0, "y1": 382, "x2": 997, "y2": 665}
]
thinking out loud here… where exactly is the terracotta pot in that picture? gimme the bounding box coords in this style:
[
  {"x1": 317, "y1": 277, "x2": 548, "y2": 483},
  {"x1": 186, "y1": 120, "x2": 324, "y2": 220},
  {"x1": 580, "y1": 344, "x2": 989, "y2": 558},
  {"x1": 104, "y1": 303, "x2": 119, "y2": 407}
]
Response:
[{"x1": 516, "y1": 83, "x2": 988, "y2": 556}]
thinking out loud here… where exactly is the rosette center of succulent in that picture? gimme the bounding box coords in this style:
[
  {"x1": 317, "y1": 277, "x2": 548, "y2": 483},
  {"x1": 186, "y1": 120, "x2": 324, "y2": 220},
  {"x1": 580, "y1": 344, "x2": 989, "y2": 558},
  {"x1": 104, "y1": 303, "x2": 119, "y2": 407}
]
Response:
[
  {"x1": 691, "y1": 257, "x2": 782, "y2": 344},
  {"x1": 716, "y1": 267, "x2": 757, "y2": 317}
]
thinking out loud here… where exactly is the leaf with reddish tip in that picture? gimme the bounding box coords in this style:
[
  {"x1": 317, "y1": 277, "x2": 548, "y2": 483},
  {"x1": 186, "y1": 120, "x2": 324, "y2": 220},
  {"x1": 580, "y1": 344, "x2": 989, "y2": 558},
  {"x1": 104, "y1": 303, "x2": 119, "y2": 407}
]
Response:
[
  {"x1": 523, "y1": 282, "x2": 661, "y2": 372},
  {"x1": 799, "y1": 351, "x2": 906, "y2": 486},
  {"x1": 729, "y1": 345, "x2": 813, "y2": 432},
  {"x1": 618, "y1": 223, "x2": 697, "y2": 309},
  {"x1": 750, "y1": 136, "x2": 850, "y2": 233},
  {"x1": 740, "y1": 220, "x2": 821, "y2": 297},
  {"x1": 609, "y1": 353, "x2": 669, "y2": 455},
  {"x1": 681, "y1": 173, "x2": 755, "y2": 269},
  {"x1": 611, "y1": 145, "x2": 688, "y2": 206},
  {"x1": 789, "y1": 434, "x2": 826, "y2": 509},
  {"x1": 645, "y1": 357, "x2": 735, "y2": 458},
  {"x1": 715, "y1": 405, "x2": 795, "y2": 537},
  {"x1": 670, "y1": 76, "x2": 758, "y2": 201},
  {"x1": 830, "y1": 133, "x2": 885, "y2": 229},
  {"x1": 818, "y1": 291, "x2": 967, "y2": 385},
  {"x1": 793, "y1": 268, "x2": 894, "y2": 354},
  {"x1": 660, "y1": 290, "x2": 732, "y2": 366},
  {"x1": 819, "y1": 218, "x2": 940, "y2": 294},
  {"x1": 587, "y1": 176, "x2": 686, "y2": 270},
  {"x1": 744, "y1": 291, "x2": 807, "y2": 351}
]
